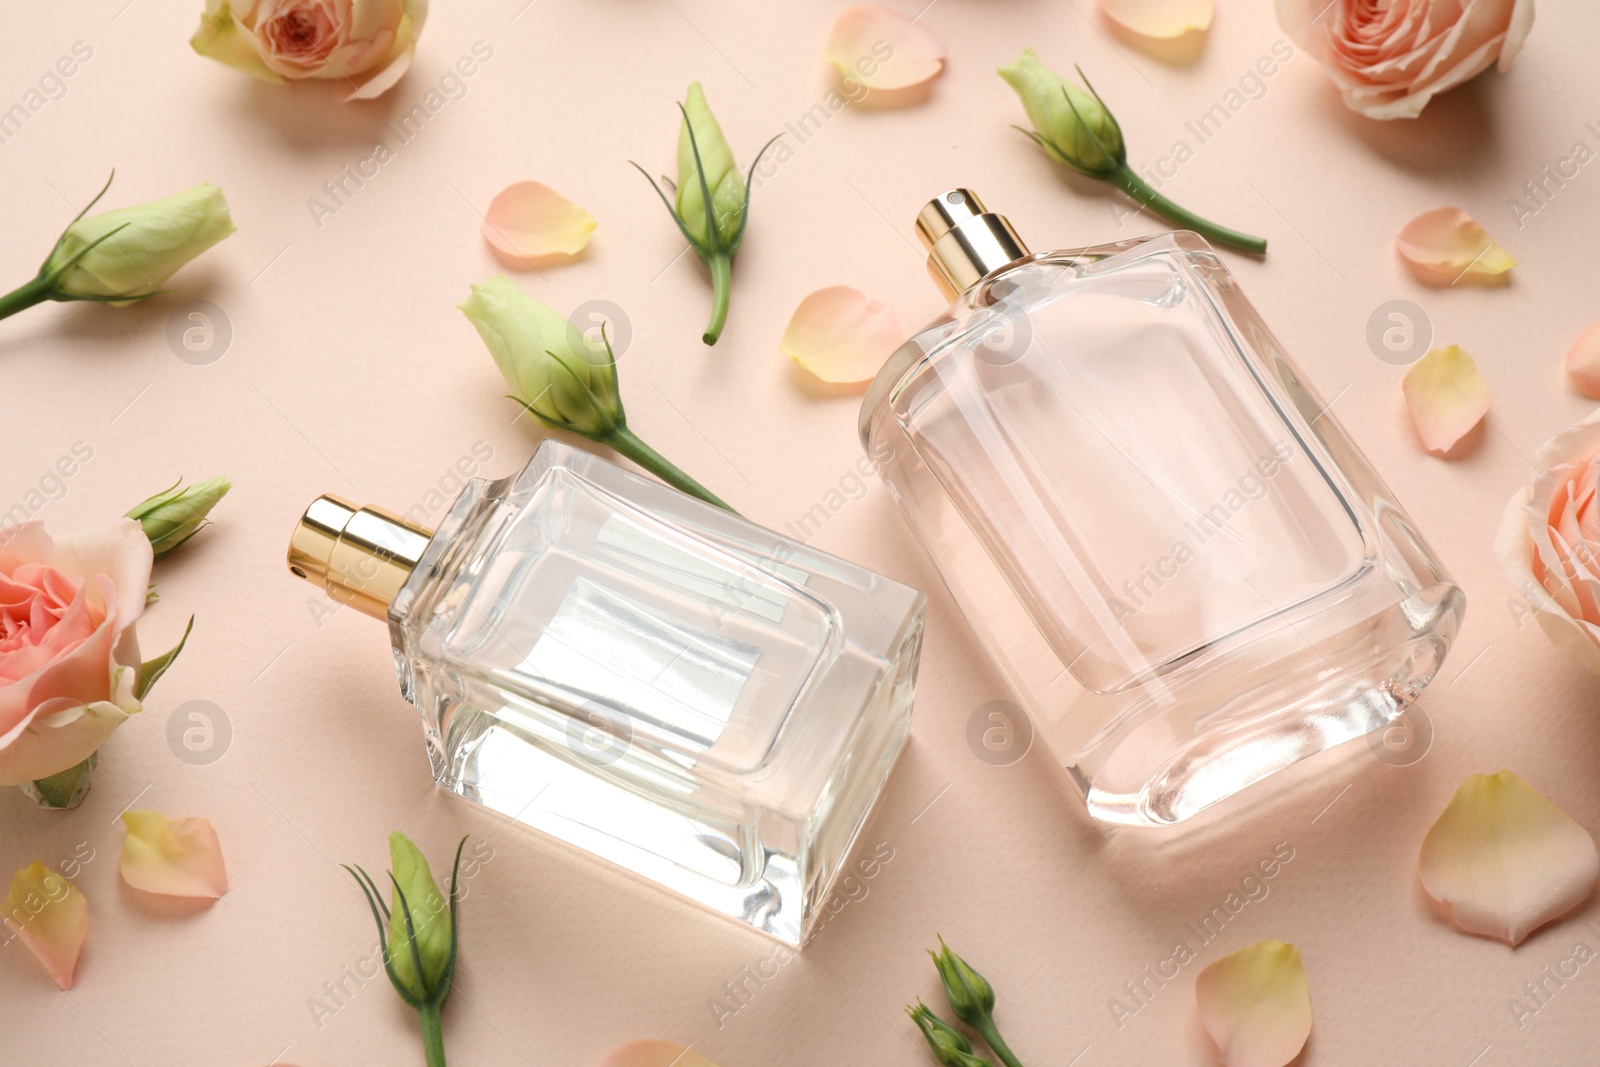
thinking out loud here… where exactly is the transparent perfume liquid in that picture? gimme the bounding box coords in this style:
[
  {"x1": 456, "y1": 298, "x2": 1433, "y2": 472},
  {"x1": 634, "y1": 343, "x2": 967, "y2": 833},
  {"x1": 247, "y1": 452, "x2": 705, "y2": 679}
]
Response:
[
  {"x1": 862, "y1": 232, "x2": 1463, "y2": 826},
  {"x1": 388, "y1": 442, "x2": 923, "y2": 943}
]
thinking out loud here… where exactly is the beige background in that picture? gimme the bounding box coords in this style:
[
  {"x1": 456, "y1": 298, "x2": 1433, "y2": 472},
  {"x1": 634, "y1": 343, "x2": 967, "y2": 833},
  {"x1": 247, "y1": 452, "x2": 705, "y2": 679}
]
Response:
[{"x1": 2, "y1": 0, "x2": 1598, "y2": 1063}]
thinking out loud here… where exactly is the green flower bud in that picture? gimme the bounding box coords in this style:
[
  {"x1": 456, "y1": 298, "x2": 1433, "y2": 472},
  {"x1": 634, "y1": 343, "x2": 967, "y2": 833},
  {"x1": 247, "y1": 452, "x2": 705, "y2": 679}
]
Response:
[
  {"x1": 47, "y1": 182, "x2": 235, "y2": 304},
  {"x1": 907, "y1": 1001, "x2": 993, "y2": 1067},
  {"x1": 126, "y1": 476, "x2": 231, "y2": 559},
  {"x1": 458, "y1": 277, "x2": 621, "y2": 437},
  {"x1": 385, "y1": 833, "x2": 453, "y2": 1002},
  {"x1": 675, "y1": 81, "x2": 747, "y2": 254},
  {"x1": 998, "y1": 49, "x2": 1124, "y2": 177},
  {"x1": 931, "y1": 937, "x2": 996, "y2": 1027}
]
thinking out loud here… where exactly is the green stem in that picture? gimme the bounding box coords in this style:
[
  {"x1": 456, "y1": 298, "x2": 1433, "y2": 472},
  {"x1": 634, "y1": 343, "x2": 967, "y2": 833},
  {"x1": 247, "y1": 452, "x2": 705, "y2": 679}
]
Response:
[
  {"x1": 703, "y1": 252, "x2": 731, "y2": 345},
  {"x1": 605, "y1": 424, "x2": 737, "y2": 513},
  {"x1": 1110, "y1": 165, "x2": 1266, "y2": 255},
  {"x1": 974, "y1": 1017, "x2": 1024, "y2": 1067},
  {"x1": 0, "y1": 276, "x2": 54, "y2": 321},
  {"x1": 418, "y1": 1002, "x2": 447, "y2": 1067}
]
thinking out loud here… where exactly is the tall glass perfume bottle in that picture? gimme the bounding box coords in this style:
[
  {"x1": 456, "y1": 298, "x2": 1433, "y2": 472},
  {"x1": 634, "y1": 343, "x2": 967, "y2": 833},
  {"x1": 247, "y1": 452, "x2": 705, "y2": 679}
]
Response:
[
  {"x1": 288, "y1": 439, "x2": 924, "y2": 944},
  {"x1": 861, "y1": 190, "x2": 1464, "y2": 828}
]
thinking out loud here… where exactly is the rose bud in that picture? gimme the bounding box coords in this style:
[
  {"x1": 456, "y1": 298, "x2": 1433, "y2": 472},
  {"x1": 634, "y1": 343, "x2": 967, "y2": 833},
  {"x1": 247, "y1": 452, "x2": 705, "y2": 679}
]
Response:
[
  {"x1": 999, "y1": 49, "x2": 1266, "y2": 255},
  {"x1": 127, "y1": 476, "x2": 232, "y2": 560}
]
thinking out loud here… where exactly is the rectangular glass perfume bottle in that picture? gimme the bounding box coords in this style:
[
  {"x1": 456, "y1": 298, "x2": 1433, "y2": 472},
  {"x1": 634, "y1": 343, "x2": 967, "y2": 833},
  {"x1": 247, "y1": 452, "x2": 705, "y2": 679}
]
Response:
[
  {"x1": 860, "y1": 189, "x2": 1464, "y2": 828},
  {"x1": 288, "y1": 439, "x2": 924, "y2": 944}
]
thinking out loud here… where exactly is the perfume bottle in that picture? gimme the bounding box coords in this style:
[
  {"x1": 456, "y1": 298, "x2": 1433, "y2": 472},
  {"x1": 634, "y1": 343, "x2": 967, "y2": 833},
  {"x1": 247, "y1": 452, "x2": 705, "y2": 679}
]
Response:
[
  {"x1": 860, "y1": 190, "x2": 1464, "y2": 827},
  {"x1": 287, "y1": 439, "x2": 924, "y2": 944}
]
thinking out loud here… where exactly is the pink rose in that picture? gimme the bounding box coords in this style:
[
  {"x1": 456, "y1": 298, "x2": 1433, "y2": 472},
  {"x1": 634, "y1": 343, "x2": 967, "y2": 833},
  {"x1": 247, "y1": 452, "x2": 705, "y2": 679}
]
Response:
[
  {"x1": 1497, "y1": 410, "x2": 1600, "y2": 674},
  {"x1": 0, "y1": 520, "x2": 152, "y2": 785},
  {"x1": 1276, "y1": 0, "x2": 1534, "y2": 120},
  {"x1": 191, "y1": 0, "x2": 428, "y2": 101}
]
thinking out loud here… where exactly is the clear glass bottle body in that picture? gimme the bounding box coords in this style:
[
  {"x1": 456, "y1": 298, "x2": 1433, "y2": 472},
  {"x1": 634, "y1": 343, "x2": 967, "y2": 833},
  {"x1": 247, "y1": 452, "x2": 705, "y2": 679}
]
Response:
[
  {"x1": 861, "y1": 231, "x2": 1463, "y2": 827},
  {"x1": 387, "y1": 440, "x2": 924, "y2": 943}
]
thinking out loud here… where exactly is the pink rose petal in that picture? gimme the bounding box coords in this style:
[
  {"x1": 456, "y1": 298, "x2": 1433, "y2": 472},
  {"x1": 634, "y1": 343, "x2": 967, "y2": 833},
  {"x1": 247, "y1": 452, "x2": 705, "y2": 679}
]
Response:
[
  {"x1": 2, "y1": 862, "x2": 88, "y2": 989},
  {"x1": 1403, "y1": 345, "x2": 1491, "y2": 454},
  {"x1": 780, "y1": 286, "x2": 903, "y2": 386},
  {"x1": 1194, "y1": 940, "x2": 1312, "y2": 1067},
  {"x1": 1565, "y1": 322, "x2": 1600, "y2": 399},
  {"x1": 1419, "y1": 771, "x2": 1599, "y2": 945},
  {"x1": 1396, "y1": 207, "x2": 1515, "y2": 285},
  {"x1": 119, "y1": 810, "x2": 228, "y2": 900},
  {"x1": 1101, "y1": 0, "x2": 1214, "y2": 38},
  {"x1": 481, "y1": 181, "x2": 597, "y2": 269},
  {"x1": 593, "y1": 1041, "x2": 720, "y2": 1067},
  {"x1": 823, "y1": 4, "x2": 947, "y2": 90}
]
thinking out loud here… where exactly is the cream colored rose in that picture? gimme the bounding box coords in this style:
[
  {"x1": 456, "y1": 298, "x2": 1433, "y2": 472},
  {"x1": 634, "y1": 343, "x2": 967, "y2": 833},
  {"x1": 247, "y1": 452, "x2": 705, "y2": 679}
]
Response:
[
  {"x1": 1276, "y1": 0, "x2": 1534, "y2": 120},
  {"x1": 0, "y1": 520, "x2": 151, "y2": 785},
  {"x1": 190, "y1": 0, "x2": 428, "y2": 101},
  {"x1": 1497, "y1": 409, "x2": 1600, "y2": 674}
]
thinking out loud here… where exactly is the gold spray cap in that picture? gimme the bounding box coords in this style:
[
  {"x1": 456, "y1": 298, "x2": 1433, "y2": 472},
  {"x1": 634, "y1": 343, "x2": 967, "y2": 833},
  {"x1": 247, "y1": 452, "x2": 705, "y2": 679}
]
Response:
[
  {"x1": 287, "y1": 495, "x2": 433, "y2": 620},
  {"x1": 916, "y1": 189, "x2": 1031, "y2": 297}
]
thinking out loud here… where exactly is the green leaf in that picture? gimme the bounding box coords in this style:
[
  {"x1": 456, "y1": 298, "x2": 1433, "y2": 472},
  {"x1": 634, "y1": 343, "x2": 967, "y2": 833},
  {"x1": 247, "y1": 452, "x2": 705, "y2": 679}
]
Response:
[{"x1": 134, "y1": 616, "x2": 194, "y2": 701}]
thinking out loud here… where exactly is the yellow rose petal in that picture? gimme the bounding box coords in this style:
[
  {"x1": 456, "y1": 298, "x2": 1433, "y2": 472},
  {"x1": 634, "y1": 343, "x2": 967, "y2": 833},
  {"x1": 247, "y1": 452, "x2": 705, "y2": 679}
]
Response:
[
  {"x1": 824, "y1": 4, "x2": 947, "y2": 91},
  {"x1": 593, "y1": 1041, "x2": 721, "y2": 1067},
  {"x1": 482, "y1": 181, "x2": 597, "y2": 269},
  {"x1": 1396, "y1": 207, "x2": 1515, "y2": 285},
  {"x1": 780, "y1": 286, "x2": 903, "y2": 386},
  {"x1": 120, "y1": 810, "x2": 228, "y2": 900},
  {"x1": 1419, "y1": 771, "x2": 1599, "y2": 945},
  {"x1": 1194, "y1": 940, "x2": 1312, "y2": 1067},
  {"x1": 1402, "y1": 344, "x2": 1491, "y2": 454},
  {"x1": 1101, "y1": 0, "x2": 1214, "y2": 39},
  {"x1": 1, "y1": 862, "x2": 88, "y2": 989}
]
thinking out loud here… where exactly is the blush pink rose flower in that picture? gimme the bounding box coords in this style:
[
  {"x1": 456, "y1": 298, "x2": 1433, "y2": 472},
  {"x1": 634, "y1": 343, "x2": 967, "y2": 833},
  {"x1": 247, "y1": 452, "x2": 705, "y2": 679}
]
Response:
[
  {"x1": 1276, "y1": 0, "x2": 1535, "y2": 120},
  {"x1": 0, "y1": 520, "x2": 152, "y2": 786},
  {"x1": 191, "y1": 0, "x2": 428, "y2": 101},
  {"x1": 1496, "y1": 410, "x2": 1600, "y2": 674}
]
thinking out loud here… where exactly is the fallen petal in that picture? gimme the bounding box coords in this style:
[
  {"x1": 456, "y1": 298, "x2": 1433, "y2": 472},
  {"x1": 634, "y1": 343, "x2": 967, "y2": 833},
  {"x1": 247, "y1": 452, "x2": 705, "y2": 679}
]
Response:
[
  {"x1": 1397, "y1": 207, "x2": 1515, "y2": 285},
  {"x1": 1566, "y1": 322, "x2": 1600, "y2": 399},
  {"x1": 1419, "y1": 770, "x2": 1599, "y2": 946},
  {"x1": 1, "y1": 862, "x2": 88, "y2": 989},
  {"x1": 1194, "y1": 940, "x2": 1312, "y2": 1067},
  {"x1": 120, "y1": 810, "x2": 228, "y2": 900},
  {"x1": 482, "y1": 181, "x2": 597, "y2": 269},
  {"x1": 780, "y1": 286, "x2": 903, "y2": 386},
  {"x1": 1403, "y1": 345, "x2": 1491, "y2": 454},
  {"x1": 593, "y1": 1040, "x2": 721, "y2": 1067},
  {"x1": 824, "y1": 4, "x2": 947, "y2": 91},
  {"x1": 1101, "y1": 0, "x2": 1214, "y2": 38}
]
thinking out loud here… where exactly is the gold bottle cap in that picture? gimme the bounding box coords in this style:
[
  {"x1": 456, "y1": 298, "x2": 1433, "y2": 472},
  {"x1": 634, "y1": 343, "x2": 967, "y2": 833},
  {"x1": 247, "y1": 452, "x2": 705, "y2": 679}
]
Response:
[
  {"x1": 287, "y1": 495, "x2": 433, "y2": 620},
  {"x1": 916, "y1": 189, "x2": 1031, "y2": 297}
]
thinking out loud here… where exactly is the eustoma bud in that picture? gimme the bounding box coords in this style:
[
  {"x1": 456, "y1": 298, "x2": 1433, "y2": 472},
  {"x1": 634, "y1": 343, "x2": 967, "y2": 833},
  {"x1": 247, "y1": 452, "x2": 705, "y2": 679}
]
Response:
[
  {"x1": 126, "y1": 476, "x2": 232, "y2": 560},
  {"x1": 998, "y1": 49, "x2": 1266, "y2": 255},
  {"x1": 0, "y1": 173, "x2": 235, "y2": 322},
  {"x1": 634, "y1": 82, "x2": 778, "y2": 346},
  {"x1": 459, "y1": 277, "x2": 735, "y2": 512}
]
